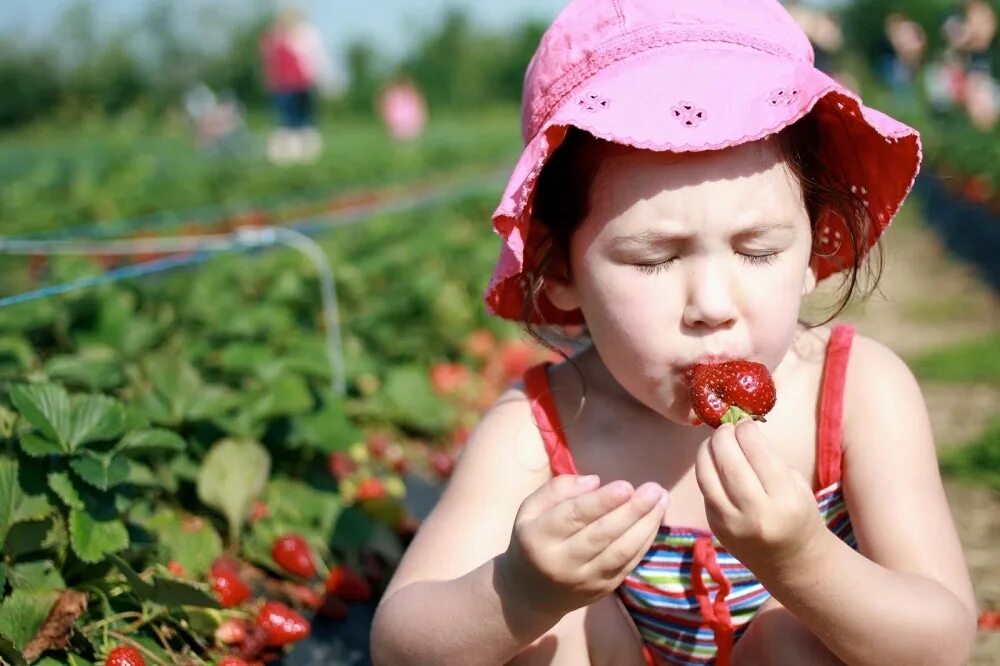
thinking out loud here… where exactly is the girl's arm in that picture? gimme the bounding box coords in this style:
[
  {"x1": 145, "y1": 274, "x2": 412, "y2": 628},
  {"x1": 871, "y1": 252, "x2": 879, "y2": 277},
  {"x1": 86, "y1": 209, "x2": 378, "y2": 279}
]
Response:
[
  {"x1": 732, "y1": 336, "x2": 977, "y2": 666},
  {"x1": 371, "y1": 387, "x2": 665, "y2": 664},
  {"x1": 370, "y1": 388, "x2": 560, "y2": 663}
]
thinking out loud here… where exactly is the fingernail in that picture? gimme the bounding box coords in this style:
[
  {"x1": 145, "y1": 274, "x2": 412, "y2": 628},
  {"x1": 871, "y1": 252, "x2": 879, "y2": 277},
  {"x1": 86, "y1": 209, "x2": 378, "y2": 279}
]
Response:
[
  {"x1": 638, "y1": 484, "x2": 661, "y2": 503},
  {"x1": 658, "y1": 490, "x2": 670, "y2": 507},
  {"x1": 577, "y1": 475, "x2": 600, "y2": 488}
]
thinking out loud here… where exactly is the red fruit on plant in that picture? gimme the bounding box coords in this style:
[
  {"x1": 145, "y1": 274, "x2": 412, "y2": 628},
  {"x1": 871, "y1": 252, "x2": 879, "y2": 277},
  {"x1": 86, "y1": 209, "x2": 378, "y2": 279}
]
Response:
[
  {"x1": 324, "y1": 565, "x2": 372, "y2": 602},
  {"x1": 272, "y1": 534, "x2": 317, "y2": 579},
  {"x1": 366, "y1": 433, "x2": 391, "y2": 459},
  {"x1": 287, "y1": 583, "x2": 324, "y2": 610},
  {"x1": 464, "y1": 329, "x2": 496, "y2": 359},
  {"x1": 218, "y1": 658, "x2": 253, "y2": 666},
  {"x1": 105, "y1": 646, "x2": 145, "y2": 666},
  {"x1": 980, "y1": 610, "x2": 1000, "y2": 630},
  {"x1": 318, "y1": 595, "x2": 350, "y2": 621},
  {"x1": 430, "y1": 363, "x2": 470, "y2": 395},
  {"x1": 210, "y1": 559, "x2": 252, "y2": 607},
  {"x1": 256, "y1": 601, "x2": 311, "y2": 647},
  {"x1": 249, "y1": 500, "x2": 269, "y2": 524},
  {"x1": 429, "y1": 450, "x2": 455, "y2": 479},
  {"x1": 327, "y1": 452, "x2": 356, "y2": 480},
  {"x1": 215, "y1": 618, "x2": 248, "y2": 645},
  {"x1": 355, "y1": 477, "x2": 386, "y2": 501},
  {"x1": 687, "y1": 360, "x2": 776, "y2": 429},
  {"x1": 167, "y1": 560, "x2": 186, "y2": 577}
]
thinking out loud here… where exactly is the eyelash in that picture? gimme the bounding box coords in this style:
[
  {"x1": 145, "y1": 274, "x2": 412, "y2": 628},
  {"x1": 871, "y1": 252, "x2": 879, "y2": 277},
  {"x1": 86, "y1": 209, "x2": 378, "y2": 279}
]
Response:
[{"x1": 634, "y1": 253, "x2": 779, "y2": 274}]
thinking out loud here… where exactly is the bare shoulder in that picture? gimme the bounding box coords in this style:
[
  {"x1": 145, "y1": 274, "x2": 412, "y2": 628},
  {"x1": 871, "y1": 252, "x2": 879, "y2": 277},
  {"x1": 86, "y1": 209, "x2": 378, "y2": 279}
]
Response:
[
  {"x1": 383, "y1": 384, "x2": 552, "y2": 596},
  {"x1": 841, "y1": 332, "x2": 928, "y2": 452}
]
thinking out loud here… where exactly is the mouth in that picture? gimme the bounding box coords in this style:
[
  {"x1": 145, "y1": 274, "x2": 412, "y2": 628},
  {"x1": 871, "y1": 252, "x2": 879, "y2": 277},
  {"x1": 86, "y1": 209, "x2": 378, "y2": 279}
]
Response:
[{"x1": 679, "y1": 354, "x2": 739, "y2": 381}]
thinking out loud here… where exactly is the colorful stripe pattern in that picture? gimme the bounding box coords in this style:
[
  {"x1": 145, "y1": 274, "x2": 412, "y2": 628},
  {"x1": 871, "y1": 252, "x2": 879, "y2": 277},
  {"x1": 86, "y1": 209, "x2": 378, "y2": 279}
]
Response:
[{"x1": 619, "y1": 482, "x2": 856, "y2": 665}]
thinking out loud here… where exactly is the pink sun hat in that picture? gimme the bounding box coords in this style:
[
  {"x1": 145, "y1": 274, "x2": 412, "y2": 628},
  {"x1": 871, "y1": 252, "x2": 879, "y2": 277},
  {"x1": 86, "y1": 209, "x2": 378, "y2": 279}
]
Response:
[{"x1": 485, "y1": 0, "x2": 922, "y2": 325}]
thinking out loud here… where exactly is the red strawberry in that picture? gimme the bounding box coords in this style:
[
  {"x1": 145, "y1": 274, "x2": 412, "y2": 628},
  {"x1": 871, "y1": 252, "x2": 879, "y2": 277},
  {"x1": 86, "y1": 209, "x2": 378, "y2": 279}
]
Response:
[
  {"x1": 687, "y1": 360, "x2": 776, "y2": 428},
  {"x1": 218, "y1": 657, "x2": 255, "y2": 666},
  {"x1": 430, "y1": 363, "x2": 470, "y2": 395},
  {"x1": 249, "y1": 500, "x2": 269, "y2": 523},
  {"x1": 287, "y1": 583, "x2": 324, "y2": 610},
  {"x1": 429, "y1": 450, "x2": 455, "y2": 479},
  {"x1": 255, "y1": 601, "x2": 311, "y2": 647},
  {"x1": 105, "y1": 646, "x2": 145, "y2": 666},
  {"x1": 167, "y1": 560, "x2": 186, "y2": 577},
  {"x1": 327, "y1": 451, "x2": 356, "y2": 480},
  {"x1": 980, "y1": 610, "x2": 1000, "y2": 630},
  {"x1": 272, "y1": 534, "x2": 317, "y2": 579},
  {"x1": 324, "y1": 565, "x2": 372, "y2": 602},
  {"x1": 215, "y1": 618, "x2": 248, "y2": 645},
  {"x1": 210, "y1": 559, "x2": 252, "y2": 607},
  {"x1": 355, "y1": 477, "x2": 386, "y2": 501}
]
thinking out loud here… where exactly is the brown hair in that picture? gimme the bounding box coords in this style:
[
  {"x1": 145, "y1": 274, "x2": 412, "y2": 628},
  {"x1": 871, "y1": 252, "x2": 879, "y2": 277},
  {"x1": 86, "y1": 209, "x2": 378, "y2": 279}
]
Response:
[{"x1": 521, "y1": 113, "x2": 882, "y2": 348}]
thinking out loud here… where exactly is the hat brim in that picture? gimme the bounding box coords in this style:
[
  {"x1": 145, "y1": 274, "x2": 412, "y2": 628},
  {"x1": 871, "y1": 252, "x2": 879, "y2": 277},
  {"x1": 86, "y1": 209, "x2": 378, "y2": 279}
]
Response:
[{"x1": 486, "y1": 44, "x2": 921, "y2": 324}]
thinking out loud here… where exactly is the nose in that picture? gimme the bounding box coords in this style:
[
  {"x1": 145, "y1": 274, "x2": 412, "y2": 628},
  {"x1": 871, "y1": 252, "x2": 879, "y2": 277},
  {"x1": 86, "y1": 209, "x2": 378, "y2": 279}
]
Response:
[{"x1": 681, "y1": 259, "x2": 737, "y2": 330}]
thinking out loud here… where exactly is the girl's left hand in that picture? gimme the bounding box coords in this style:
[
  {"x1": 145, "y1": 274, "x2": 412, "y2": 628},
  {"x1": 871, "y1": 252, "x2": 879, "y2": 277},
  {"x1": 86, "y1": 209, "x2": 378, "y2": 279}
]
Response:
[{"x1": 695, "y1": 421, "x2": 826, "y2": 576}]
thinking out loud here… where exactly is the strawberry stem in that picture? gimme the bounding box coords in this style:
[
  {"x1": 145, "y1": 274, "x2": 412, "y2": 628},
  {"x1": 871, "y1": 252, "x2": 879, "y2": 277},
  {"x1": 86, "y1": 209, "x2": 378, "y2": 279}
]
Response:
[{"x1": 721, "y1": 406, "x2": 753, "y2": 425}]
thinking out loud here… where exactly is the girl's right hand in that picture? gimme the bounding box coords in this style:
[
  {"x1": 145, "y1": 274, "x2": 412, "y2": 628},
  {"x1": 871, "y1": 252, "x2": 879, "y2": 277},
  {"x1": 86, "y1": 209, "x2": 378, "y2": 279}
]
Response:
[{"x1": 496, "y1": 474, "x2": 669, "y2": 619}]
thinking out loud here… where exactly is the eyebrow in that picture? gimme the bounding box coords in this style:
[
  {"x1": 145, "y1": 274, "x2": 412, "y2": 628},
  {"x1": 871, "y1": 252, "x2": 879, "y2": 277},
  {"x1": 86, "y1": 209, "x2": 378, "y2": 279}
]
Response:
[{"x1": 609, "y1": 222, "x2": 796, "y2": 249}]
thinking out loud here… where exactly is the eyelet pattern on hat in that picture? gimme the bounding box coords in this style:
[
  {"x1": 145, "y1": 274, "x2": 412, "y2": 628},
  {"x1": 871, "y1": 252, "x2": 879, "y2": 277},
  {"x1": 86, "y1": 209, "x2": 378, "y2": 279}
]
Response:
[
  {"x1": 578, "y1": 92, "x2": 610, "y2": 112},
  {"x1": 767, "y1": 87, "x2": 801, "y2": 106},
  {"x1": 672, "y1": 102, "x2": 708, "y2": 127}
]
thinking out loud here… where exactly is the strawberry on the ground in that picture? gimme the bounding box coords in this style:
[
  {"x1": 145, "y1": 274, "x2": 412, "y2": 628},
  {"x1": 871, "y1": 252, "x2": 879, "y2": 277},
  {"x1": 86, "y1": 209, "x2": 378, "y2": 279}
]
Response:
[
  {"x1": 324, "y1": 564, "x2": 372, "y2": 602},
  {"x1": 686, "y1": 360, "x2": 776, "y2": 428},
  {"x1": 210, "y1": 558, "x2": 253, "y2": 607},
  {"x1": 105, "y1": 645, "x2": 145, "y2": 666},
  {"x1": 271, "y1": 534, "x2": 317, "y2": 579},
  {"x1": 255, "y1": 601, "x2": 311, "y2": 647}
]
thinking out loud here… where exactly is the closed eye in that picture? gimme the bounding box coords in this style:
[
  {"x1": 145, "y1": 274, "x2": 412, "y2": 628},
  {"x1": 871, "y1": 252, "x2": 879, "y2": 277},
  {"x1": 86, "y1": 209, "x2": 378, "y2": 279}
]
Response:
[
  {"x1": 739, "y1": 252, "x2": 779, "y2": 267},
  {"x1": 633, "y1": 258, "x2": 679, "y2": 274}
]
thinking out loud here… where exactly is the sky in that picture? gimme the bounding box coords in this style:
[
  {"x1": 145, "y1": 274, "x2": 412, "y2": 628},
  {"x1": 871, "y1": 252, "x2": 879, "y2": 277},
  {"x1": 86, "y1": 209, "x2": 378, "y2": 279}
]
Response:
[{"x1": 0, "y1": 0, "x2": 571, "y2": 63}]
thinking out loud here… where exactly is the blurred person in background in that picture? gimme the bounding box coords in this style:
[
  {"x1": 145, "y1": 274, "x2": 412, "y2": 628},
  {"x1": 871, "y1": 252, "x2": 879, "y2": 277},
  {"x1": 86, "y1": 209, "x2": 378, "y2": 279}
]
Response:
[
  {"x1": 260, "y1": 9, "x2": 332, "y2": 165},
  {"x1": 882, "y1": 12, "x2": 928, "y2": 107},
  {"x1": 943, "y1": 0, "x2": 998, "y2": 130},
  {"x1": 378, "y1": 75, "x2": 428, "y2": 142},
  {"x1": 183, "y1": 82, "x2": 247, "y2": 153}
]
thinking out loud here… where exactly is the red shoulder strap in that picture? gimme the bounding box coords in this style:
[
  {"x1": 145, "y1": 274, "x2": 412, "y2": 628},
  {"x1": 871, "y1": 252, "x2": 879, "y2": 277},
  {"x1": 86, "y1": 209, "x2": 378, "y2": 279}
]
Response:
[
  {"x1": 816, "y1": 325, "x2": 855, "y2": 489},
  {"x1": 523, "y1": 363, "x2": 578, "y2": 476}
]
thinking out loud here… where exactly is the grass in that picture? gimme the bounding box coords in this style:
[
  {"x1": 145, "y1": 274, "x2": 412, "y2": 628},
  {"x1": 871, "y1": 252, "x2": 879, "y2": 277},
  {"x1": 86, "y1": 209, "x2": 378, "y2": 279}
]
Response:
[
  {"x1": 910, "y1": 334, "x2": 1000, "y2": 385},
  {"x1": 940, "y1": 418, "x2": 1000, "y2": 492}
]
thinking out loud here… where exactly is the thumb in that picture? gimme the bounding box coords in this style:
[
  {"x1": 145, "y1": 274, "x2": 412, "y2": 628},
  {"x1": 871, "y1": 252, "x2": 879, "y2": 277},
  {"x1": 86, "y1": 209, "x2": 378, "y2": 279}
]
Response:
[{"x1": 517, "y1": 474, "x2": 600, "y2": 524}]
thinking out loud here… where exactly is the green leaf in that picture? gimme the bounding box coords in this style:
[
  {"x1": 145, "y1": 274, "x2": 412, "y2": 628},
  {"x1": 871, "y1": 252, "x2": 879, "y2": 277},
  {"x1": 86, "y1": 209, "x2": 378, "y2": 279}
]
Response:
[
  {"x1": 136, "y1": 357, "x2": 235, "y2": 426},
  {"x1": 146, "y1": 509, "x2": 222, "y2": 578},
  {"x1": 289, "y1": 399, "x2": 360, "y2": 453},
  {"x1": 147, "y1": 576, "x2": 220, "y2": 609},
  {"x1": 250, "y1": 373, "x2": 313, "y2": 419},
  {"x1": 0, "y1": 589, "x2": 57, "y2": 652},
  {"x1": 6, "y1": 560, "x2": 65, "y2": 592},
  {"x1": 9, "y1": 385, "x2": 128, "y2": 454},
  {"x1": 44, "y1": 353, "x2": 123, "y2": 392},
  {"x1": 0, "y1": 457, "x2": 54, "y2": 546},
  {"x1": 0, "y1": 406, "x2": 18, "y2": 439},
  {"x1": 46, "y1": 472, "x2": 84, "y2": 510},
  {"x1": 381, "y1": 366, "x2": 453, "y2": 434},
  {"x1": 3, "y1": 519, "x2": 55, "y2": 559},
  {"x1": 0, "y1": 632, "x2": 27, "y2": 666},
  {"x1": 69, "y1": 452, "x2": 131, "y2": 491},
  {"x1": 114, "y1": 429, "x2": 186, "y2": 456},
  {"x1": 9, "y1": 384, "x2": 71, "y2": 451},
  {"x1": 108, "y1": 555, "x2": 154, "y2": 600},
  {"x1": 68, "y1": 501, "x2": 129, "y2": 564},
  {"x1": 67, "y1": 394, "x2": 128, "y2": 450},
  {"x1": 17, "y1": 433, "x2": 65, "y2": 458},
  {"x1": 196, "y1": 439, "x2": 270, "y2": 544}
]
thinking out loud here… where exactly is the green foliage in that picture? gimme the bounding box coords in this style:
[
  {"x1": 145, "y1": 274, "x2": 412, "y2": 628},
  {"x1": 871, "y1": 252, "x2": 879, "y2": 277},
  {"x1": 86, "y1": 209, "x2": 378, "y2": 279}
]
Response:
[
  {"x1": 910, "y1": 334, "x2": 1000, "y2": 385},
  {"x1": 940, "y1": 419, "x2": 1000, "y2": 491}
]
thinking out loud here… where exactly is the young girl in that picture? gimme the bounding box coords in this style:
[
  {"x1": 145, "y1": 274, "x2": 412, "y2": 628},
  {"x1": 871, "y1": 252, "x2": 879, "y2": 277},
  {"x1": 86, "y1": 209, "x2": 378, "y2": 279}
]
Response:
[{"x1": 371, "y1": 0, "x2": 978, "y2": 663}]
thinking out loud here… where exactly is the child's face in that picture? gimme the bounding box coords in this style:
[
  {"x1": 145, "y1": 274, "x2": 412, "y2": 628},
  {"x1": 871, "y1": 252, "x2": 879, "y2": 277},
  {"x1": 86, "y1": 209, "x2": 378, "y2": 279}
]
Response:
[{"x1": 547, "y1": 138, "x2": 816, "y2": 425}]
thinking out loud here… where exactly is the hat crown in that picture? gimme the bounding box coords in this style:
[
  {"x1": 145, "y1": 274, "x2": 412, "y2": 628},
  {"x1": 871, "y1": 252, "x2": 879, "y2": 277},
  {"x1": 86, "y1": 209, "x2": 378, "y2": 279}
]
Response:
[{"x1": 522, "y1": 0, "x2": 814, "y2": 140}]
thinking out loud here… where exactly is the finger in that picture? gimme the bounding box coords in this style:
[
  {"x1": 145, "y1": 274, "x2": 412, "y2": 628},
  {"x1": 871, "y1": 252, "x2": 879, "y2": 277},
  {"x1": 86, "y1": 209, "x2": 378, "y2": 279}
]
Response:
[
  {"x1": 733, "y1": 421, "x2": 789, "y2": 495},
  {"x1": 563, "y1": 482, "x2": 666, "y2": 557},
  {"x1": 517, "y1": 474, "x2": 601, "y2": 524},
  {"x1": 695, "y1": 438, "x2": 736, "y2": 515},
  {"x1": 710, "y1": 423, "x2": 765, "y2": 508},
  {"x1": 586, "y1": 490, "x2": 669, "y2": 577},
  {"x1": 543, "y1": 480, "x2": 635, "y2": 539}
]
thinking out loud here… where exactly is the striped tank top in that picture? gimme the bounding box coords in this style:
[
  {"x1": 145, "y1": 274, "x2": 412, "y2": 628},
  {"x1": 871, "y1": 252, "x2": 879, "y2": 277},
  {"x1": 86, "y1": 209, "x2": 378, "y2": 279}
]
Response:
[{"x1": 523, "y1": 325, "x2": 858, "y2": 666}]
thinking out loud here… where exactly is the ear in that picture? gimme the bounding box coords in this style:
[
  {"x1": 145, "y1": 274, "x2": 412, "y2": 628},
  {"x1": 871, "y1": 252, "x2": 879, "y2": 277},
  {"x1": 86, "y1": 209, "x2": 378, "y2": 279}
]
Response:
[{"x1": 544, "y1": 275, "x2": 581, "y2": 312}]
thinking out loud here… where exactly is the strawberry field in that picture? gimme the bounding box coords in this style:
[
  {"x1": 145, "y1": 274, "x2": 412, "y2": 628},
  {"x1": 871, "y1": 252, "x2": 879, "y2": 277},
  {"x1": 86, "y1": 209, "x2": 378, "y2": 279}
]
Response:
[{"x1": 0, "y1": 109, "x2": 570, "y2": 665}]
